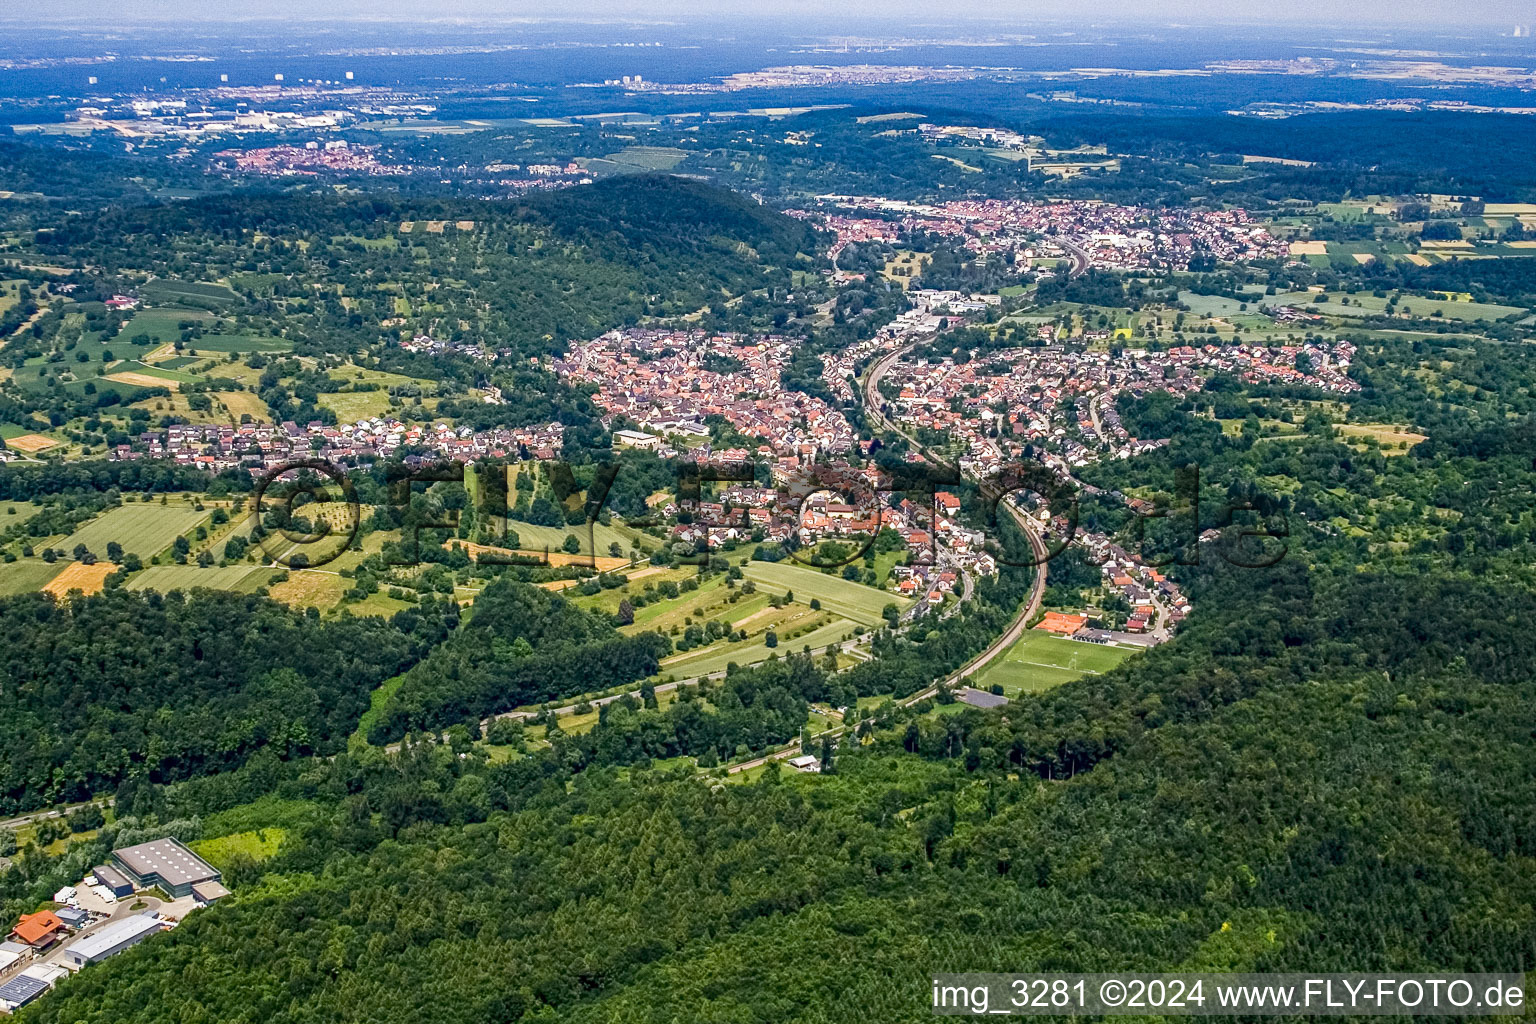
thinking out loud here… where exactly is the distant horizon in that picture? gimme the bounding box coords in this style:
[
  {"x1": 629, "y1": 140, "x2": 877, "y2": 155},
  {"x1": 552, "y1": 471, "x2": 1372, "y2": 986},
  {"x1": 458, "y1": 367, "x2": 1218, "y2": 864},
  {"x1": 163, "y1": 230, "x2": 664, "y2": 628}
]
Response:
[{"x1": 3, "y1": 4, "x2": 1534, "y2": 31}]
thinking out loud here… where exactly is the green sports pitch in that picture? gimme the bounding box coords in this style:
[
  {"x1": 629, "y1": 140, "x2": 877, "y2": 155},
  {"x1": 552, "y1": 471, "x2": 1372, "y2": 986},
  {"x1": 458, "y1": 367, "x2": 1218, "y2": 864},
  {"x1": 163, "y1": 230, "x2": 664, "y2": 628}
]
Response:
[{"x1": 976, "y1": 630, "x2": 1139, "y2": 695}]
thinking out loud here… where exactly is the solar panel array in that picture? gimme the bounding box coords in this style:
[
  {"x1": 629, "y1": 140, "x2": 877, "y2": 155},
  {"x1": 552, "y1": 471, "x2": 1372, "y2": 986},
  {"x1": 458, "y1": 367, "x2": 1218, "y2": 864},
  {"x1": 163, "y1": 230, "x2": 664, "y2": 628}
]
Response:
[{"x1": 0, "y1": 974, "x2": 49, "y2": 1008}]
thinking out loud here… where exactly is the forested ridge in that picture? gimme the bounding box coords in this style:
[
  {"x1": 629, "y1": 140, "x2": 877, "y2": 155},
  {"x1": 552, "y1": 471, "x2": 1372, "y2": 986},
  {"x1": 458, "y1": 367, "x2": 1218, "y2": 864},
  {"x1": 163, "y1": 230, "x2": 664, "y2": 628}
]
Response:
[
  {"x1": 14, "y1": 556, "x2": 1535, "y2": 1024},
  {"x1": 368, "y1": 580, "x2": 673, "y2": 742},
  {"x1": 0, "y1": 590, "x2": 453, "y2": 813},
  {"x1": 27, "y1": 175, "x2": 822, "y2": 364}
]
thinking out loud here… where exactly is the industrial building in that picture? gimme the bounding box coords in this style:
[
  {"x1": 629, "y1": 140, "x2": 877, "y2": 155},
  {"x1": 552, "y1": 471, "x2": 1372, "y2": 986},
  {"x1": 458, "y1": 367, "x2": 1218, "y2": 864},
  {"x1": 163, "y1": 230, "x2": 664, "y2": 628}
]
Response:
[
  {"x1": 54, "y1": 907, "x2": 89, "y2": 930},
  {"x1": 110, "y1": 838, "x2": 221, "y2": 899},
  {"x1": 0, "y1": 964, "x2": 67, "y2": 1012},
  {"x1": 91, "y1": 863, "x2": 135, "y2": 899},
  {"x1": 62, "y1": 914, "x2": 166, "y2": 967}
]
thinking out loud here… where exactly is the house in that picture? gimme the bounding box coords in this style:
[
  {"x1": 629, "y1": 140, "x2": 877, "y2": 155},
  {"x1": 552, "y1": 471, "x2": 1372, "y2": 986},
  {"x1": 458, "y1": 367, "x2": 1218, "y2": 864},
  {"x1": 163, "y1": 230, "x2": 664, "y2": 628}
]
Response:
[
  {"x1": 0, "y1": 943, "x2": 24, "y2": 974},
  {"x1": 191, "y1": 880, "x2": 231, "y2": 905},
  {"x1": 785, "y1": 754, "x2": 820, "y2": 773},
  {"x1": 10, "y1": 911, "x2": 66, "y2": 950},
  {"x1": 110, "y1": 838, "x2": 221, "y2": 899}
]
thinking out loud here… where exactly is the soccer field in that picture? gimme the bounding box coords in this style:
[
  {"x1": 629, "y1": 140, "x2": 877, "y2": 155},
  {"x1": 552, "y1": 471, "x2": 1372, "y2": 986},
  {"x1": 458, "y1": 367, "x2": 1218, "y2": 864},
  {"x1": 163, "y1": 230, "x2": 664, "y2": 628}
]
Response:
[
  {"x1": 58, "y1": 504, "x2": 210, "y2": 560},
  {"x1": 742, "y1": 559, "x2": 907, "y2": 627},
  {"x1": 977, "y1": 630, "x2": 1139, "y2": 695}
]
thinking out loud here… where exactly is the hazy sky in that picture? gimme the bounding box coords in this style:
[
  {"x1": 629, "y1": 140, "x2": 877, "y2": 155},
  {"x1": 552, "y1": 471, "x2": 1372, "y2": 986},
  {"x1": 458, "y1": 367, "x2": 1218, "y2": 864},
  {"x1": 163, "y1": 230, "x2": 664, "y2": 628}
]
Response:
[{"x1": 24, "y1": 0, "x2": 1536, "y2": 27}]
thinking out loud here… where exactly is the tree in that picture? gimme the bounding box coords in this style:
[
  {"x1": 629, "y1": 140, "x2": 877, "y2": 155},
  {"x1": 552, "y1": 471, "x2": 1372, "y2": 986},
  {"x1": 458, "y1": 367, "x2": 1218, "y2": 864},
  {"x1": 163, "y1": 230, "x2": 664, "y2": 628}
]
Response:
[
  {"x1": 616, "y1": 598, "x2": 635, "y2": 626},
  {"x1": 106, "y1": 541, "x2": 123, "y2": 562},
  {"x1": 561, "y1": 534, "x2": 581, "y2": 554},
  {"x1": 765, "y1": 630, "x2": 778, "y2": 649}
]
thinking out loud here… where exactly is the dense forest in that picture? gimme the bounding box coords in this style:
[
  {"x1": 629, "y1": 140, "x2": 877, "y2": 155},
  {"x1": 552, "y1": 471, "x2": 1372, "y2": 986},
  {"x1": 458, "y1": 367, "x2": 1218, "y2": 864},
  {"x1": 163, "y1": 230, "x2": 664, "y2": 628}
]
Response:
[
  {"x1": 367, "y1": 580, "x2": 672, "y2": 742},
  {"x1": 27, "y1": 175, "x2": 821, "y2": 363},
  {"x1": 15, "y1": 557, "x2": 1535, "y2": 1023},
  {"x1": 0, "y1": 589, "x2": 452, "y2": 813}
]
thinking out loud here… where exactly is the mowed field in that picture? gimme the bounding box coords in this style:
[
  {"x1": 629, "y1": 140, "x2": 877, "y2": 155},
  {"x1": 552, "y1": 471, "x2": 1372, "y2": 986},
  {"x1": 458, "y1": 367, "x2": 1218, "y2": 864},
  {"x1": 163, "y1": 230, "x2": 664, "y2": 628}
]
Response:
[
  {"x1": 1338, "y1": 422, "x2": 1428, "y2": 452},
  {"x1": 657, "y1": 610, "x2": 859, "y2": 679},
  {"x1": 58, "y1": 504, "x2": 209, "y2": 559},
  {"x1": 446, "y1": 540, "x2": 628, "y2": 571},
  {"x1": 500, "y1": 518, "x2": 645, "y2": 559},
  {"x1": 43, "y1": 560, "x2": 120, "y2": 597},
  {"x1": 741, "y1": 559, "x2": 908, "y2": 627},
  {"x1": 976, "y1": 630, "x2": 1138, "y2": 696},
  {"x1": 127, "y1": 564, "x2": 267, "y2": 593},
  {"x1": 1269, "y1": 290, "x2": 1530, "y2": 323},
  {"x1": 0, "y1": 559, "x2": 65, "y2": 596},
  {"x1": 2, "y1": 433, "x2": 58, "y2": 452}
]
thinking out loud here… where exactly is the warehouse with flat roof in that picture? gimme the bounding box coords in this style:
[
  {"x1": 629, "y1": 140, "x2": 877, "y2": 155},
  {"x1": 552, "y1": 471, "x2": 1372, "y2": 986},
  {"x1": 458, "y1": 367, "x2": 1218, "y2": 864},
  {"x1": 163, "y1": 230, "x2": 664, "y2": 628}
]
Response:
[
  {"x1": 0, "y1": 964, "x2": 67, "y2": 1012},
  {"x1": 91, "y1": 863, "x2": 134, "y2": 899},
  {"x1": 110, "y1": 838, "x2": 220, "y2": 899},
  {"x1": 62, "y1": 914, "x2": 165, "y2": 967}
]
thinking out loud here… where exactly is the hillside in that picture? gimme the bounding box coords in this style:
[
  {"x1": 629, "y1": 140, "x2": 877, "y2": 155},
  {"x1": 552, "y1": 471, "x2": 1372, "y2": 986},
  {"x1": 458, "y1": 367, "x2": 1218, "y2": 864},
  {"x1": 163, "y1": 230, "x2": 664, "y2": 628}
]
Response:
[{"x1": 25, "y1": 174, "x2": 822, "y2": 363}]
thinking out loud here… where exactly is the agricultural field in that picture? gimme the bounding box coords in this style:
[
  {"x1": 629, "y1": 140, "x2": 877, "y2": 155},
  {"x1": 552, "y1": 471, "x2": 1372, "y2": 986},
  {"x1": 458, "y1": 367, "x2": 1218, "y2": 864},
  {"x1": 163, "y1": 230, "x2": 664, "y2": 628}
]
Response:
[
  {"x1": 623, "y1": 574, "x2": 766, "y2": 634},
  {"x1": 976, "y1": 630, "x2": 1138, "y2": 696},
  {"x1": 131, "y1": 390, "x2": 258, "y2": 426},
  {"x1": 656, "y1": 610, "x2": 859, "y2": 679},
  {"x1": 138, "y1": 279, "x2": 243, "y2": 309},
  {"x1": 742, "y1": 559, "x2": 907, "y2": 627},
  {"x1": 1337, "y1": 422, "x2": 1427, "y2": 453},
  {"x1": 0, "y1": 559, "x2": 65, "y2": 596},
  {"x1": 152, "y1": 334, "x2": 293, "y2": 356},
  {"x1": 1270, "y1": 290, "x2": 1530, "y2": 323},
  {"x1": 265, "y1": 569, "x2": 348, "y2": 611},
  {"x1": 127, "y1": 564, "x2": 267, "y2": 593},
  {"x1": 43, "y1": 560, "x2": 120, "y2": 597},
  {"x1": 318, "y1": 389, "x2": 396, "y2": 423},
  {"x1": 583, "y1": 146, "x2": 690, "y2": 174},
  {"x1": 567, "y1": 565, "x2": 701, "y2": 618},
  {"x1": 57, "y1": 503, "x2": 209, "y2": 560},
  {"x1": 447, "y1": 539, "x2": 628, "y2": 571},
  {"x1": 0, "y1": 430, "x2": 60, "y2": 453},
  {"x1": 0, "y1": 499, "x2": 42, "y2": 521},
  {"x1": 495, "y1": 517, "x2": 647, "y2": 560},
  {"x1": 120, "y1": 308, "x2": 215, "y2": 344}
]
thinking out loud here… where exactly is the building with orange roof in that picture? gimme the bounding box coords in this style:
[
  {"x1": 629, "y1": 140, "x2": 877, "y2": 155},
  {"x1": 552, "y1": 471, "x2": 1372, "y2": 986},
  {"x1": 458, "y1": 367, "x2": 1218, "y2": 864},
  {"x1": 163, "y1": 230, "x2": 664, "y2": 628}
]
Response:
[
  {"x1": 10, "y1": 911, "x2": 66, "y2": 949},
  {"x1": 1035, "y1": 612, "x2": 1089, "y2": 635}
]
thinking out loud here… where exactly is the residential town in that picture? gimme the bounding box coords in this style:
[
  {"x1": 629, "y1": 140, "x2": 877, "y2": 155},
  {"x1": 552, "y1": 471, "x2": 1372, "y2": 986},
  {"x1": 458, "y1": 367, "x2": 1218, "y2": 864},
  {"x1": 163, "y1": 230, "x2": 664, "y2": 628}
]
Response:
[
  {"x1": 800, "y1": 195, "x2": 1290, "y2": 273},
  {"x1": 558, "y1": 327, "x2": 859, "y2": 459}
]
